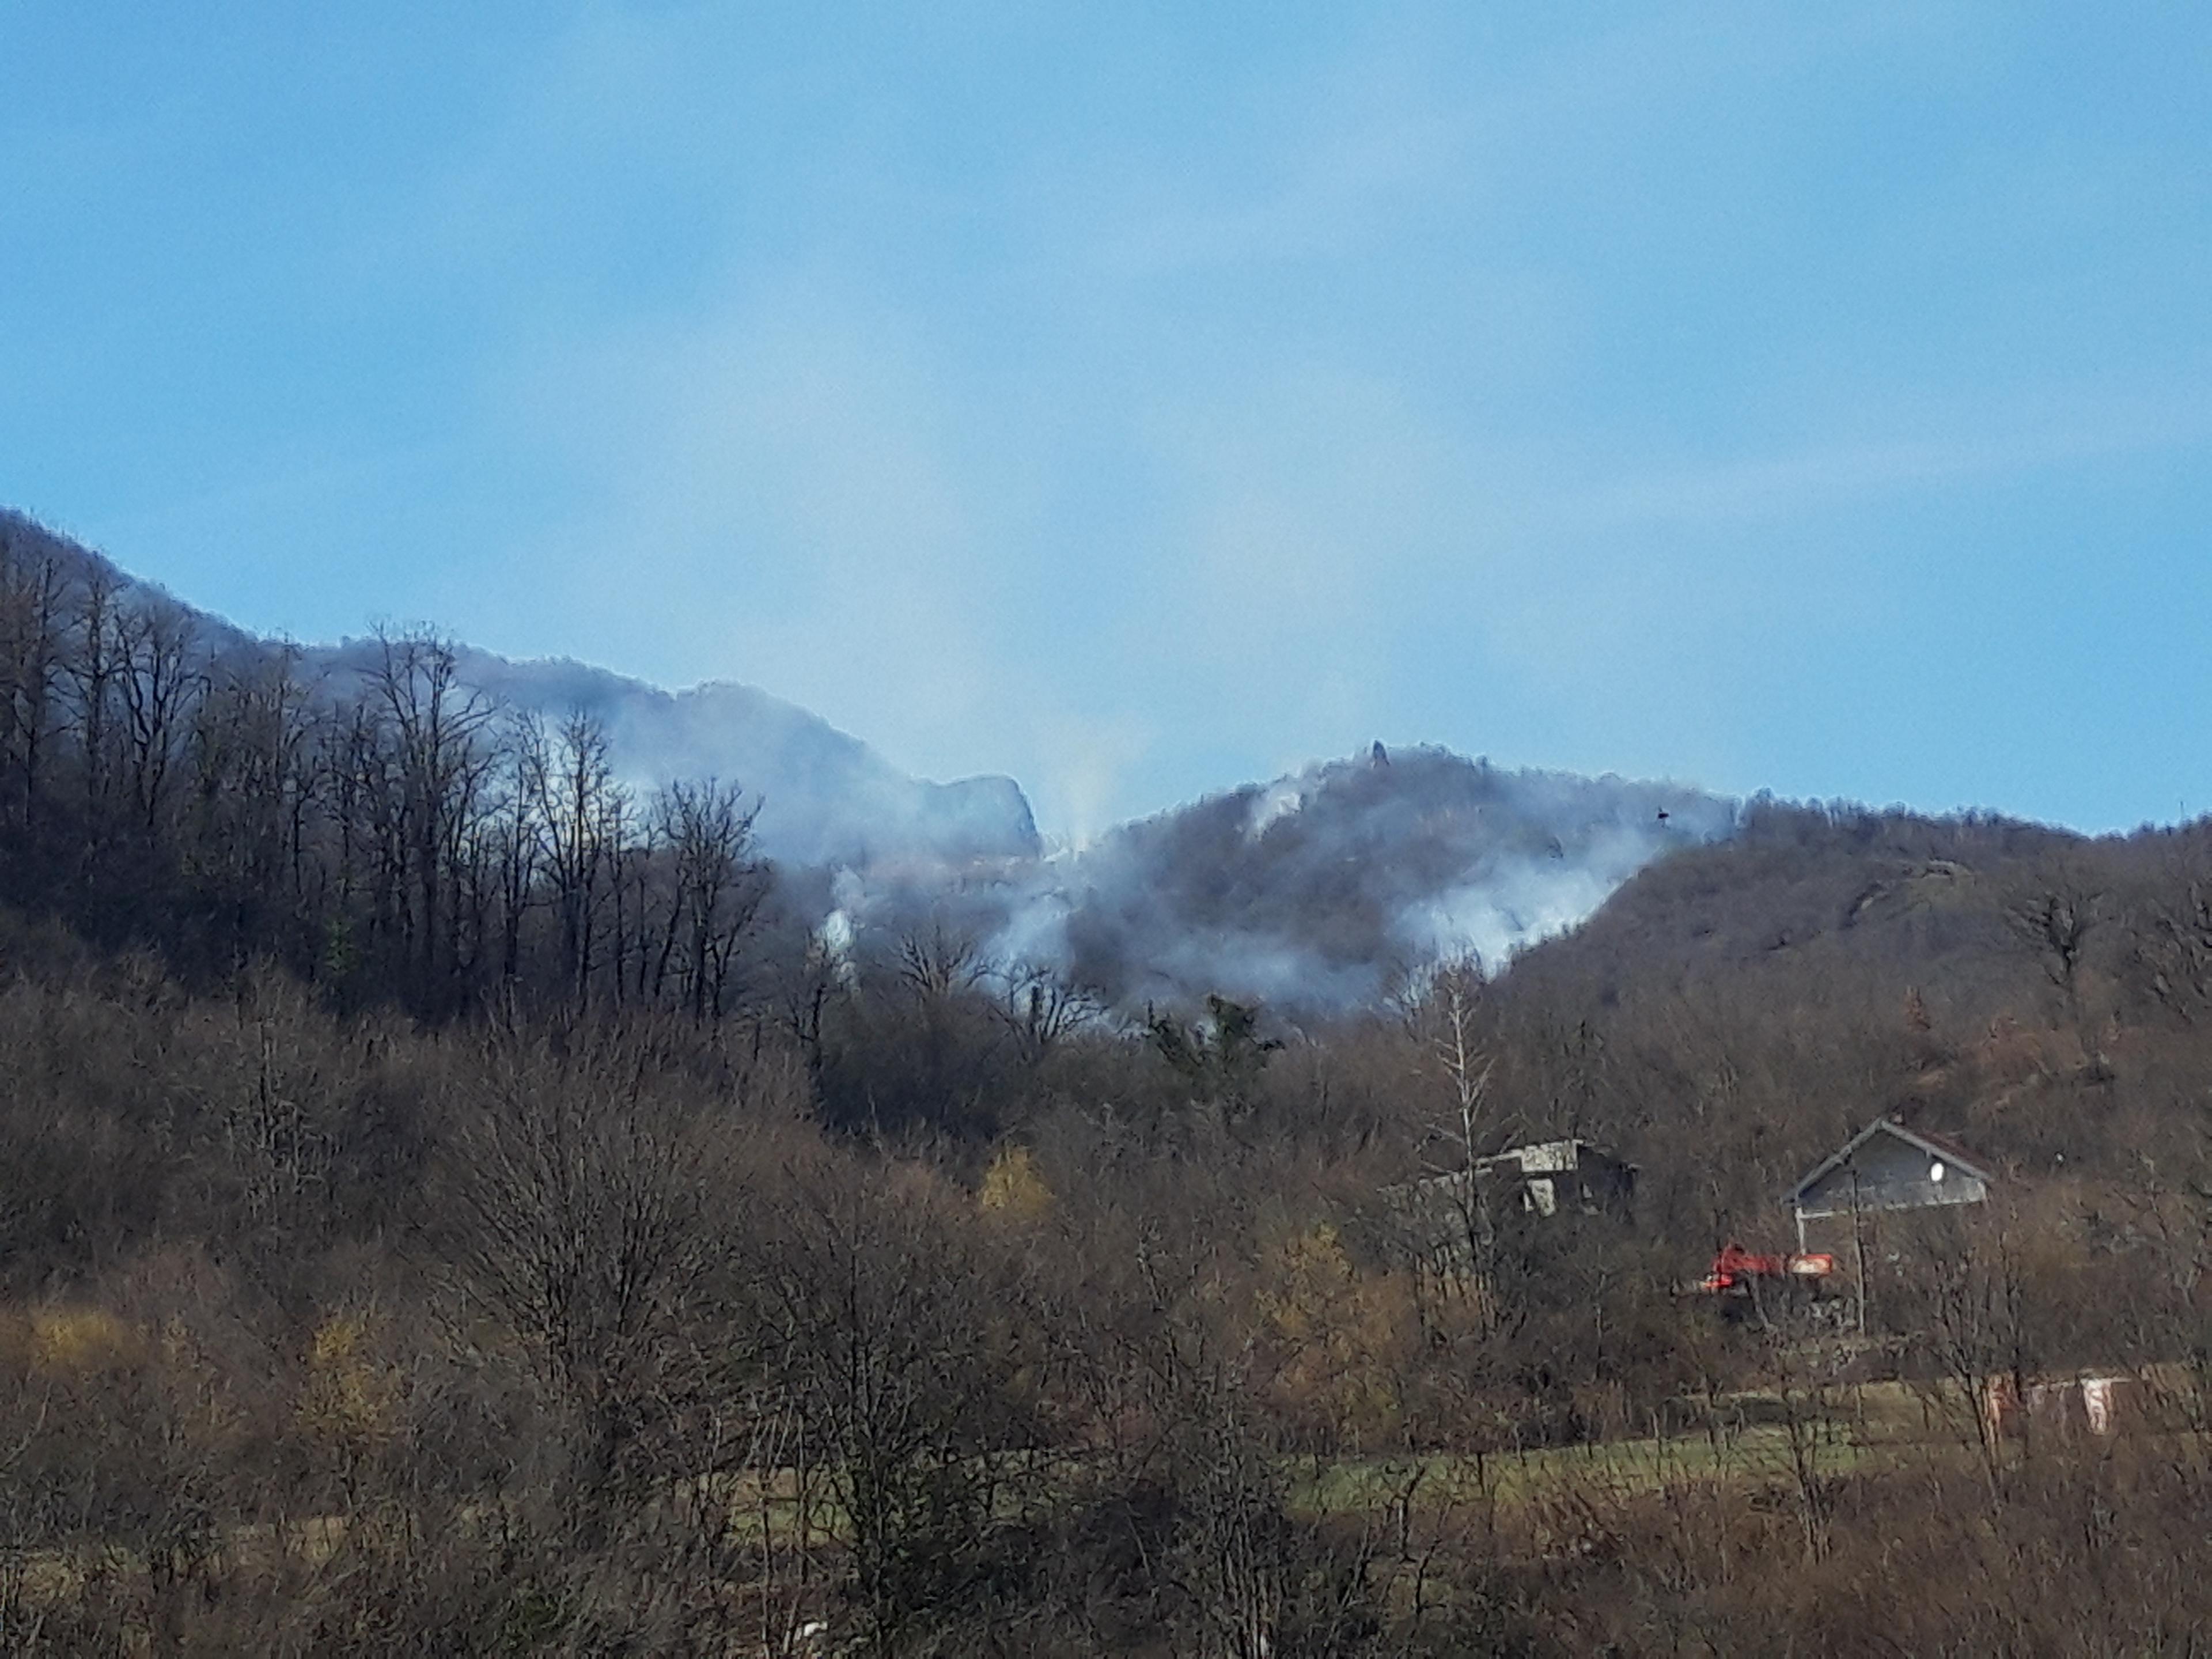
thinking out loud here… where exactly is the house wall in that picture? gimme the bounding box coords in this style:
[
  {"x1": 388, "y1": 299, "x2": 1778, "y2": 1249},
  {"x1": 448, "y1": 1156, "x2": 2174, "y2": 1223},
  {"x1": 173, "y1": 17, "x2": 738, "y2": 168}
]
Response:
[
  {"x1": 1506, "y1": 1155, "x2": 1635, "y2": 1219},
  {"x1": 1577, "y1": 1155, "x2": 1637, "y2": 1218},
  {"x1": 1515, "y1": 1140, "x2": 1581, "y2": 1175},
  {"x1": 1797, "y1": 1174, "x2": 1991, "y2": 1321},
  {"x1": 1796, "y1": 1130, "x2": 1987, "y2": 1219}
]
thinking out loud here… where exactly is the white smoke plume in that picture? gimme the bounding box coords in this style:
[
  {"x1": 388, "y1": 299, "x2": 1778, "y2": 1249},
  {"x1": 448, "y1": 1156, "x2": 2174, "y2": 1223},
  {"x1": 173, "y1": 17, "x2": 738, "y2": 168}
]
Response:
[{"x1": 831, "y1": 745, "x2": 1738, "y2": 1013}]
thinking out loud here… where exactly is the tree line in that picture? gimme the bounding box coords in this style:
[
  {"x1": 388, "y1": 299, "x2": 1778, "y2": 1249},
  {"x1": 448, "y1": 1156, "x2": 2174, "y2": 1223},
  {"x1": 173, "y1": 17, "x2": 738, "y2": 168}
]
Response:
[{"x1": 0, "y1": 514, "x2": 767, "y2": 1021}]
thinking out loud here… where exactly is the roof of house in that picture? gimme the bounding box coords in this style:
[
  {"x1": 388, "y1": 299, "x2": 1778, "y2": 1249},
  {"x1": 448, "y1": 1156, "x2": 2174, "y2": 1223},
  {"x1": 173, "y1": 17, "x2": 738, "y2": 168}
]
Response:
[
  {"x1": 1784, "y1": 1116, "x2": 1995, "y2": 1206},
  {"x1": 1473, "y1": 1136, "x2": 1636, "y2": 1176},
  {"x1": 1388, "y1": 1137, "x2": 1637, "y2": 1202}
]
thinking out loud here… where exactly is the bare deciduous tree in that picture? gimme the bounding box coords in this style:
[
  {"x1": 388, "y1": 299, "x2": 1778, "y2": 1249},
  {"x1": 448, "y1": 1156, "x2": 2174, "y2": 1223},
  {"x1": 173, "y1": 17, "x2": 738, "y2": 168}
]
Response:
[
  {"x1": 650, "y1": 777, "x2": 767, "y2": 1021},
  {"x1": 439, "y1": 1025, "x2": 741, "y2": 1515},
  {"x1": 526, "y1": 708, "x2": 622, "y2": 1005}
]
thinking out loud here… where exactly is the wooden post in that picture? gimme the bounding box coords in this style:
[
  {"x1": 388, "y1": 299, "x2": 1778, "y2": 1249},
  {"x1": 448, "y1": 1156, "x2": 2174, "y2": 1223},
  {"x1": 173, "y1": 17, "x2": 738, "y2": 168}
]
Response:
[{"x1": 1850, "y1": 1168, "x2": 1869, "y2": 1338}]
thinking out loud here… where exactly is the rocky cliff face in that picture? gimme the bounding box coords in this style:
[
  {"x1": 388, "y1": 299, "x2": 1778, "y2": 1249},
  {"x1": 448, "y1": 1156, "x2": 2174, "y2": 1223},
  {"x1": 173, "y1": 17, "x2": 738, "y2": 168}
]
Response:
[{"x1": 423, "y1": 651, "x2": 1041, "y2": 870}]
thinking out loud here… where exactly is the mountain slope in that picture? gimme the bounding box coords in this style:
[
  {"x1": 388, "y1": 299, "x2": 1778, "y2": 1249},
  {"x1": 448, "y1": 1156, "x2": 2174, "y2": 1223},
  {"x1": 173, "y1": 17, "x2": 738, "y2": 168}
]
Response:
[
  {"x1": 306, "y1": 639, "x2": 1041, "y2": 871},
  {"x1": 1, "y1": 509, "x2": 1736, "y2": 1010}
]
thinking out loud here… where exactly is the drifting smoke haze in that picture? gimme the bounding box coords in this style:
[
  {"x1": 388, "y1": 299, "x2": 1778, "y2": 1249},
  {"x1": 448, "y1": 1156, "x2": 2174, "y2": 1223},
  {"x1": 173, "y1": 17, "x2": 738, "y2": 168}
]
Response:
[
  {"x1": 972, "y1": 747, "x2": 1738, "y2": 1011},
  {"x1": 0, "y1": 513, "x2": 1737, "y2": 1014},
  {"x1": 309, "y1": 646, "x2": 1043, "y2": 872},
  {"x1": 448, "y1": 647, "x2": 1736, "y2": 1012}
]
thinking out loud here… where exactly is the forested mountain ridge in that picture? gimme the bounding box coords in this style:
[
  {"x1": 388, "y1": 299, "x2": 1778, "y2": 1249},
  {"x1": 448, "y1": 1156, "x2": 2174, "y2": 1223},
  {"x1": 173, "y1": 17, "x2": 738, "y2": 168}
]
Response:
[
  {"x1": 0, "y1": 509, "x2": 1738, "y2": 1012},
  {"x1": 0, "y1": 510, "x2": 1042, "y2": 872},
  {"x1": 5, "y1": 495, "x2": 2199, "y2": 1198},
  {"x1": 1483, "y1": 796, "x2": 2210, "y2": 1224}
]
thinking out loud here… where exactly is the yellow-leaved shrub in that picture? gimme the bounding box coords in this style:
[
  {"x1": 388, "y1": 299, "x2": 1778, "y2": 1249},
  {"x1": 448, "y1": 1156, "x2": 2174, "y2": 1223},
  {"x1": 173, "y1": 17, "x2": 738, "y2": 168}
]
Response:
[
  {"x1": 297, "y1": 1312, "x2": 400, "y2": 1455},
  {"x1": 979, "y1": 1144, "x2": 1054, "y2": 1222},
  {"x1": 0, "y1": 1305, "x2": 146, "y2": 1374},
  {"x1": 1255, "y1": 1221, "x2": 1412, "y2": 1449}
]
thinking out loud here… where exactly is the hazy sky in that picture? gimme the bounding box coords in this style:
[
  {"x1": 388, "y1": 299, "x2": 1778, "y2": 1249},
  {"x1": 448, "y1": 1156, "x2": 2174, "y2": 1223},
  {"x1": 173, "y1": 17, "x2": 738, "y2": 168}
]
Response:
[{"x1": 5, "y1": 3, "x2": 2208, "y2": 839}]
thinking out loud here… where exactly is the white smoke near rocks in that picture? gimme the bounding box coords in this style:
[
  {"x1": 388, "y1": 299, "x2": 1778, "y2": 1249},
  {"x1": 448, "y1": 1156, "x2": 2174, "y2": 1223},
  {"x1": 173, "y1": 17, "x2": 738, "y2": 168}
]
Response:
[
  {"x1": 1399, "y1": 823, "x2": 1690, "y2": 967},
  {"x1": 1245, "y1": 779, "x2": 1306, "y2": 840},
  {"x1": 0, "y1": 514, "x2": 1734, "y2": 1016},
  {"x1": 906, "y1": 746, "x2": 1738, "y2": 1014},
  {"x1": 816, "y1": 866, "x2": 869, "y2": 983}
]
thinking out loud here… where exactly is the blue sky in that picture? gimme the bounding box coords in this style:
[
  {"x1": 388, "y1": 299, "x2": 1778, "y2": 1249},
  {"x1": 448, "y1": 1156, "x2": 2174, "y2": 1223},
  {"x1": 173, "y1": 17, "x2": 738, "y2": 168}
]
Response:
[{"x1": 4, "y1": 3, "x2": 2208, "y2": 839}]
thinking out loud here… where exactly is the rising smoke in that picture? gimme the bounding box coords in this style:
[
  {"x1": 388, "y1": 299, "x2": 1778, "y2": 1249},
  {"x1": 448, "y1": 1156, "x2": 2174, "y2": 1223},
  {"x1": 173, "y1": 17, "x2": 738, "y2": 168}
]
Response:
[
  {"x1": 448, "y1": 643, "x2": 1740, "y2": 1011},
  {"x1": 0, "y1": 513, "x2": 1733, "y2": 1016},
  {"x1": 819, "y1": 745, "x2": 1737, "y2": 1015},
  {"x1": 312, "y1": 634, "x2": 1734, "y2": 1015}
]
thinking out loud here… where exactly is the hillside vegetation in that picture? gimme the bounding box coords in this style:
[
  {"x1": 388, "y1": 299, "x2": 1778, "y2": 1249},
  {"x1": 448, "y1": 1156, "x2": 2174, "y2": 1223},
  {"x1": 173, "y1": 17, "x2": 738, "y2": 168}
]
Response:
[{"x1": 5, "y1": 511, "x2": 2212, "y2": 1653}]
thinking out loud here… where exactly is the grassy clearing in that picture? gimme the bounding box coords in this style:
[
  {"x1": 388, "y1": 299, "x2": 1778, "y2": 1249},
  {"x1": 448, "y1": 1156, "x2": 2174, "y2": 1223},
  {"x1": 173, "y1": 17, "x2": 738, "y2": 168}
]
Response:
[
  {"x1": 1291, "y1": 1425, "x2": 1866, "y2": 1516},
  {"x1": 700, "y1": 1380, "x2": 1965, "y2": 1539},
  {"x1": 11, "y1": 1374, "x2": 2187, "y2": 1626},
  {"x1": 1292, "y1": 1370, "x2": 2212, "y2": 1520},
  {"x1": 1289, "y1": 1378, "x2": 1964, "y2": 1518}
]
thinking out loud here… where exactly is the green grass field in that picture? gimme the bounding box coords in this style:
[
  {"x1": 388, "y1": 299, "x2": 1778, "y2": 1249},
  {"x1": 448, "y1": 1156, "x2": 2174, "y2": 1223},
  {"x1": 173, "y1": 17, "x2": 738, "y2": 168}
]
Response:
[{"x1": 1287, "y1": 1377, "x2": 1995, "y2": 1518}]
